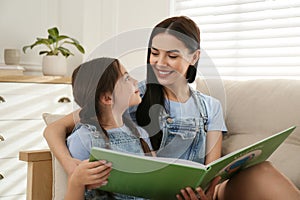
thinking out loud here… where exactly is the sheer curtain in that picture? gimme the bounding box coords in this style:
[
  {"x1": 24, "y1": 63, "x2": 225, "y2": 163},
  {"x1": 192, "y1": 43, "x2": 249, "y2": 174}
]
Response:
[{"x1": 172, "y1": 0, "x2": 300, "y2": 77}]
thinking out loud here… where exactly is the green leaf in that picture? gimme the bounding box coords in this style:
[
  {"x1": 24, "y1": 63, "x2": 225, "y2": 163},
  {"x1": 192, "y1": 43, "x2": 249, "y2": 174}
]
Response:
[
  {"x1": 58, "y1": 35, "x2": 70, "y2": 40},
  {"x1": 48, "y1": 27, "x2": 59, "y2": 38},
  {"x1": 69, "y1": 37, "x2": 80, "y2": 45},
  {"x1": 48, "y1": 35, "x2": 56, "y2": 43},
  {"x1": 60, "y1": 51, "x2": 70, "y2": 58},
  {"x1": 75, "y1": 43, "x2": 85, "y2": 54},
  {"x1": 56, "y1": 35, "x2": 70, "y2": 43},
  {"x1": 58, "y1": 47, "x2": 73, "y2": 58},
  {"x1": 39, "y1": 51, "x2": 50, "y2": 55},
  {"x1": 23, "y1": 26, "x2": 85, "y2": 57},
  {"x1": 23, "y1": 45, "x2": 31, "y2": 53},
  {"x1": 36, "y1": 38, "x2": 52, "y2": 45},
  {"x1": 70, "y1": 38, "x2": 85, "y2": 53},
  {"x1": 65, "y1": 40, "x2": 85, "y2": 54}
]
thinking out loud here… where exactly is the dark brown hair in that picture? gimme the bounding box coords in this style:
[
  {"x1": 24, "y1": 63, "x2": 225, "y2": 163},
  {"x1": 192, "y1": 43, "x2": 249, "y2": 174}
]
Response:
[
  {"x1": 136, "y1": 16, "x2": 201, "y2": 150},
  {"x1": 72, "y1": 57, "x2": 121, "y2": 123},
  {"x1": 72, "y1": 57, "x2": 151, "y2": 154}
]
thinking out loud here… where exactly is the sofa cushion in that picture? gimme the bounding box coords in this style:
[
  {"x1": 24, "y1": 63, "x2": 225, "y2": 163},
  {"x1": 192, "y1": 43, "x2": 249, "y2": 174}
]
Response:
[{"x1": 196, "y1": 78, "x2": 300, "y2": 188}]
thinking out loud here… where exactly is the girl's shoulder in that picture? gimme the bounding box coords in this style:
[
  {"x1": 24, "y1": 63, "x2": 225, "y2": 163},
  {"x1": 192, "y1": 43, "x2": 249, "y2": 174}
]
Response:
[
  {"x1": 67, "y1": 123, "x2": 95, "y2": 160},
  {"x1": 68, "y1": 123, "x2": 97, "y2": 140},
  {"x1": 73, "y1": 123, "x2": 97, "y2": 134}
]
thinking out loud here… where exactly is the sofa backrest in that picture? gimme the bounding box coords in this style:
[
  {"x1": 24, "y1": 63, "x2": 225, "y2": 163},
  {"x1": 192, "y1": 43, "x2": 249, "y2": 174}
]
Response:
[
  {"x1": 196, "y1": 78, "x2": 300, "y2": 188},
  {"x1": 196, "y1": 78, "x2": 300, "y2": 143}
]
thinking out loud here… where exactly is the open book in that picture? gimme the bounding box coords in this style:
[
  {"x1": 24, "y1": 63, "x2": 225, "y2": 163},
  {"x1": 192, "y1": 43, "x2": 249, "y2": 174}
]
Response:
[{"x1": 89, "y1": 126, "x2": 296, "y2": 199}]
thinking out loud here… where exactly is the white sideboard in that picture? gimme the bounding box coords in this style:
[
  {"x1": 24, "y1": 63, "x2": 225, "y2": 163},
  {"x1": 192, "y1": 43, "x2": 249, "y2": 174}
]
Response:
[{"x1": 0, "y1": 76, "x2": 73, "y2": 200}]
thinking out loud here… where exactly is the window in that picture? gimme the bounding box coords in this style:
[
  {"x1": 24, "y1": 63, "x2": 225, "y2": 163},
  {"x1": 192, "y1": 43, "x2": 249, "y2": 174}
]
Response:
[{"x1": 172, "y1": 0, "x2": 300, "y2": 77}]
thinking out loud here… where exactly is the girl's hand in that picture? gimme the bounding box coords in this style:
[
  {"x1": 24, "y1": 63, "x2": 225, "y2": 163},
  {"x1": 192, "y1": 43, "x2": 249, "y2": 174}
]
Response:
[
  {"x1": 176, "y1": 176, "x2": 221, "y2": 200},
  {"x1": 69, "y1": 159, "x2": 112, "y2": 189},
  {"x1": 64, "y1": 157, "x2": 82, "y2": 176}
]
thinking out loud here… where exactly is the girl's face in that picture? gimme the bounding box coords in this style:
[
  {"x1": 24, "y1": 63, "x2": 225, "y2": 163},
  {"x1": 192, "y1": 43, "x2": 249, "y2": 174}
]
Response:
[
  {"x1": 113, "y1": 64, "x2": 141, "y2": 109},
  {"x1": 149, "y1": 33, "x2": 199, "y2": 86}
]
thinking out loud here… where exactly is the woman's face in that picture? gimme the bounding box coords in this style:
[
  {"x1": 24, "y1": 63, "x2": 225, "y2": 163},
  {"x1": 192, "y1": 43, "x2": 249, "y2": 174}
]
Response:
[
  {"x1": 113, "y1": 64, "x2": 141, "y2": 109},
  {"x1": 149, "y1": 33, "x2": 198, "y2": 86}
]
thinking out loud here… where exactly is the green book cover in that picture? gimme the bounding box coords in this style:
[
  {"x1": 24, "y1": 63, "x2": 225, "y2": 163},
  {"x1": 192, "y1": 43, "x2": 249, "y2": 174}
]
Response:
[{"x1": 89, "y1": 126, "x2": 296, "y2": 199}]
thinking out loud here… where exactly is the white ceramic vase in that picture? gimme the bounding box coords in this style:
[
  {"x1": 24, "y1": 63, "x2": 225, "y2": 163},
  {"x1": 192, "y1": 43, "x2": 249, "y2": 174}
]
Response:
[{"x1": 42, "y1": 55, "x2": 67, "y2": 76}]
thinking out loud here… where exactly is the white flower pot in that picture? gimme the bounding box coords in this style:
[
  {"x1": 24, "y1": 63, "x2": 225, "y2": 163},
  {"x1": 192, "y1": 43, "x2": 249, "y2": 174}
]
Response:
[{"x1": 42, "y1": 55, "x2": 67, "y2": 76}]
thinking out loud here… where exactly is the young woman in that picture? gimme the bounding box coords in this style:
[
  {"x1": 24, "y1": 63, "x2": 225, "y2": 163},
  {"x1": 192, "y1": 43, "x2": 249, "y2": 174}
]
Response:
[
  {"x1": 134, "y1": 16, "x2": 300, "y2": 200},
  {"x1": 44, "y1": 16, "x2": 300, "y2": 200},
  {"x1": 64, "y1": 57, "x2": 152, "y2": 200}
]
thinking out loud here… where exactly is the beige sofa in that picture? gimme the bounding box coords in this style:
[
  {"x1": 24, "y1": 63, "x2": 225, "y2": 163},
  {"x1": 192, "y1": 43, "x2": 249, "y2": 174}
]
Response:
[
  {"x1": 20, "y1": 78, "x2": 300, "y2": 200},
  {"x1": 196, "y1": 78, "x2": 300, "y2": 189}
]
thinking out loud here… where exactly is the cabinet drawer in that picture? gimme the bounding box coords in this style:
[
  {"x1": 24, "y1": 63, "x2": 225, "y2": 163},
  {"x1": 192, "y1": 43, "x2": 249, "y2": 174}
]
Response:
[
  {"x1": 0, "y1": 82, "x2": 72, "y2": 95},
  {"x1": 0, "y1": 120, "x2": 48, "y2": 158},
  {"x1": 0, "y1": 195, "x2": 26, "y2": 200},
  {"x1": 0, "y1": 93, "x2": 73, "y2": 120},
  {"x1": 0, "y1": 158, "x2": 27, "y2": 198}
]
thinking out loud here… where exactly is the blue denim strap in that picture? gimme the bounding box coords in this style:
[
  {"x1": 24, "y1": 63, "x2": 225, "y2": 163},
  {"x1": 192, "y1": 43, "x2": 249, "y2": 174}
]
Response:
[{"x1": 157, "y1": 87, "x2": 208, "y2": 163}]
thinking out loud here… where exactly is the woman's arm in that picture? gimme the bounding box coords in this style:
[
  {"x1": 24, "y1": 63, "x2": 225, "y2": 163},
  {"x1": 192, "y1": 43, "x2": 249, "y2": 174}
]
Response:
[
  {"x1": 205, "y1": 131, "x2": 222, "y2": 165},
  {"x1": 43, "y1": 110, "x2": 79, "y2": 175}
]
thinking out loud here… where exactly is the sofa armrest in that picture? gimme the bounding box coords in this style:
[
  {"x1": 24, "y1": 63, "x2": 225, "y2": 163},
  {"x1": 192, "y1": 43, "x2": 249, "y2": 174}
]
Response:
[{"x1": 19, "y1": 149, "x2": 53, "y2": 200}]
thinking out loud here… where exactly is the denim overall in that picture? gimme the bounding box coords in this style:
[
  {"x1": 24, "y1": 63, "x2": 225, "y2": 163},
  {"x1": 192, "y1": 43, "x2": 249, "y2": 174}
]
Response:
[
  {"x1": 157, "y1": 88, "x2": 208, "y2": 164},
  {"x1": 82, "y1": 124, "x2": 147, "y2": 200}
]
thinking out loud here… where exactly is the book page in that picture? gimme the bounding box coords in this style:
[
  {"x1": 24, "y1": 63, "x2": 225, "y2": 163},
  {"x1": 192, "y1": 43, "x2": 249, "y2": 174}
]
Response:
[
  {"x1": 91, "y1": 147, "x2": 207, "y2": 171},
  {"x1": 90, "y1": 147, "x2": 209, "y2": 199}
]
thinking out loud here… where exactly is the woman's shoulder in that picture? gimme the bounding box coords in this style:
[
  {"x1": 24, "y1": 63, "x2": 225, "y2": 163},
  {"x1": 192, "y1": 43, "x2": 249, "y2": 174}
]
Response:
[{"x1": 192, "y1": 88, "x2": 221, "y2": 105}]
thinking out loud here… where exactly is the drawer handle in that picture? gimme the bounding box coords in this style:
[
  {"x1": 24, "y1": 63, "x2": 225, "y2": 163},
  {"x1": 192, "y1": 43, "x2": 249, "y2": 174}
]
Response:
[
  {"x1": 0, "y1": 135, "x2": 4, "y2": 141},
  {"x1": 58, "y1": 97, "x2": 71, "y2": 103},
  {"x1": 0, "y1": 174, "x2": 3, "y2": 180},
  {"x1": 0, "y1": 96, "x2": 5, "y2": 103}
]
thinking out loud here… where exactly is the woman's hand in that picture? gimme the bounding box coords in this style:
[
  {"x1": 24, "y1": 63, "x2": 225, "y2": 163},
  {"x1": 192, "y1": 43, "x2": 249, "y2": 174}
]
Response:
[
  {"x1": 176, "y1": 176, "x2": 221, "y2": 200},
  {"x1": 69, "y1": 159, "x2": 112, "y2": 189}
]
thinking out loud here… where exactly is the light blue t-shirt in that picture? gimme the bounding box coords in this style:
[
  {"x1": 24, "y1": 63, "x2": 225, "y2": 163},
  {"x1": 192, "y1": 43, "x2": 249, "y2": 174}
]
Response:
[
  {"x1": 168, "y1": 93, "x2": 227, "y2": 132},
  {"x1": 129, "y1": 81, "x2": 227, "y2": 133},
  {"x1": 67, "y1": 123, "x2": 151, "y2": 200},
  {"x1": 67, "y1": 123, "x2": 152, "y2": 161}
]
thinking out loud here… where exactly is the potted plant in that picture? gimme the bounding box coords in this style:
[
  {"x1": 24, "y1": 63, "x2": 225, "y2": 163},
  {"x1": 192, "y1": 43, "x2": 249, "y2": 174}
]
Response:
[{"x1": 23, "y1": 27, "x2": 85, "y2": 76}]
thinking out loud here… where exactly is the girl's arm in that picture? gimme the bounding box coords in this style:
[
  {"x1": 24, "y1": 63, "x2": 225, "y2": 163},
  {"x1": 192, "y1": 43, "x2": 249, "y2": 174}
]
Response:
[
  {"x1": 64, "y1": 159, "x2": 112, "y2": 200},
  {"x1": 205, "y1": 131, "x2": 222, "y2": 165},
  {"x1": 43, "y1": 110, "x2": 79, "y2": 175}
]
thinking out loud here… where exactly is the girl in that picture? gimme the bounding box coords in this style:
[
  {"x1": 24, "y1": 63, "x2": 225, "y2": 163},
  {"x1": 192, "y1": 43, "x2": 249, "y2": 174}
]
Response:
[
  {"x1": 45, "y1": 17, "x2": 300, "y2": 200},
  {"x1": 64, "y1": 57, "x2": 152, "y2": 200}
]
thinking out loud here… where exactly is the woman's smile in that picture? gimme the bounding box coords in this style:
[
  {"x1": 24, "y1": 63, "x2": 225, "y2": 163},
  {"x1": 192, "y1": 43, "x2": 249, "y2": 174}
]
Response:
[{"x1": 153, "y1": 65, "x2": 176, "y2": 79}]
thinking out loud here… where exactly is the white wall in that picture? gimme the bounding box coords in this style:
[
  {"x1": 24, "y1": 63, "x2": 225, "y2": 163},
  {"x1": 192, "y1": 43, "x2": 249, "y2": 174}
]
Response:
[{"x1": 0, "y1": 0, "x2": 170, "y2": 76}]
